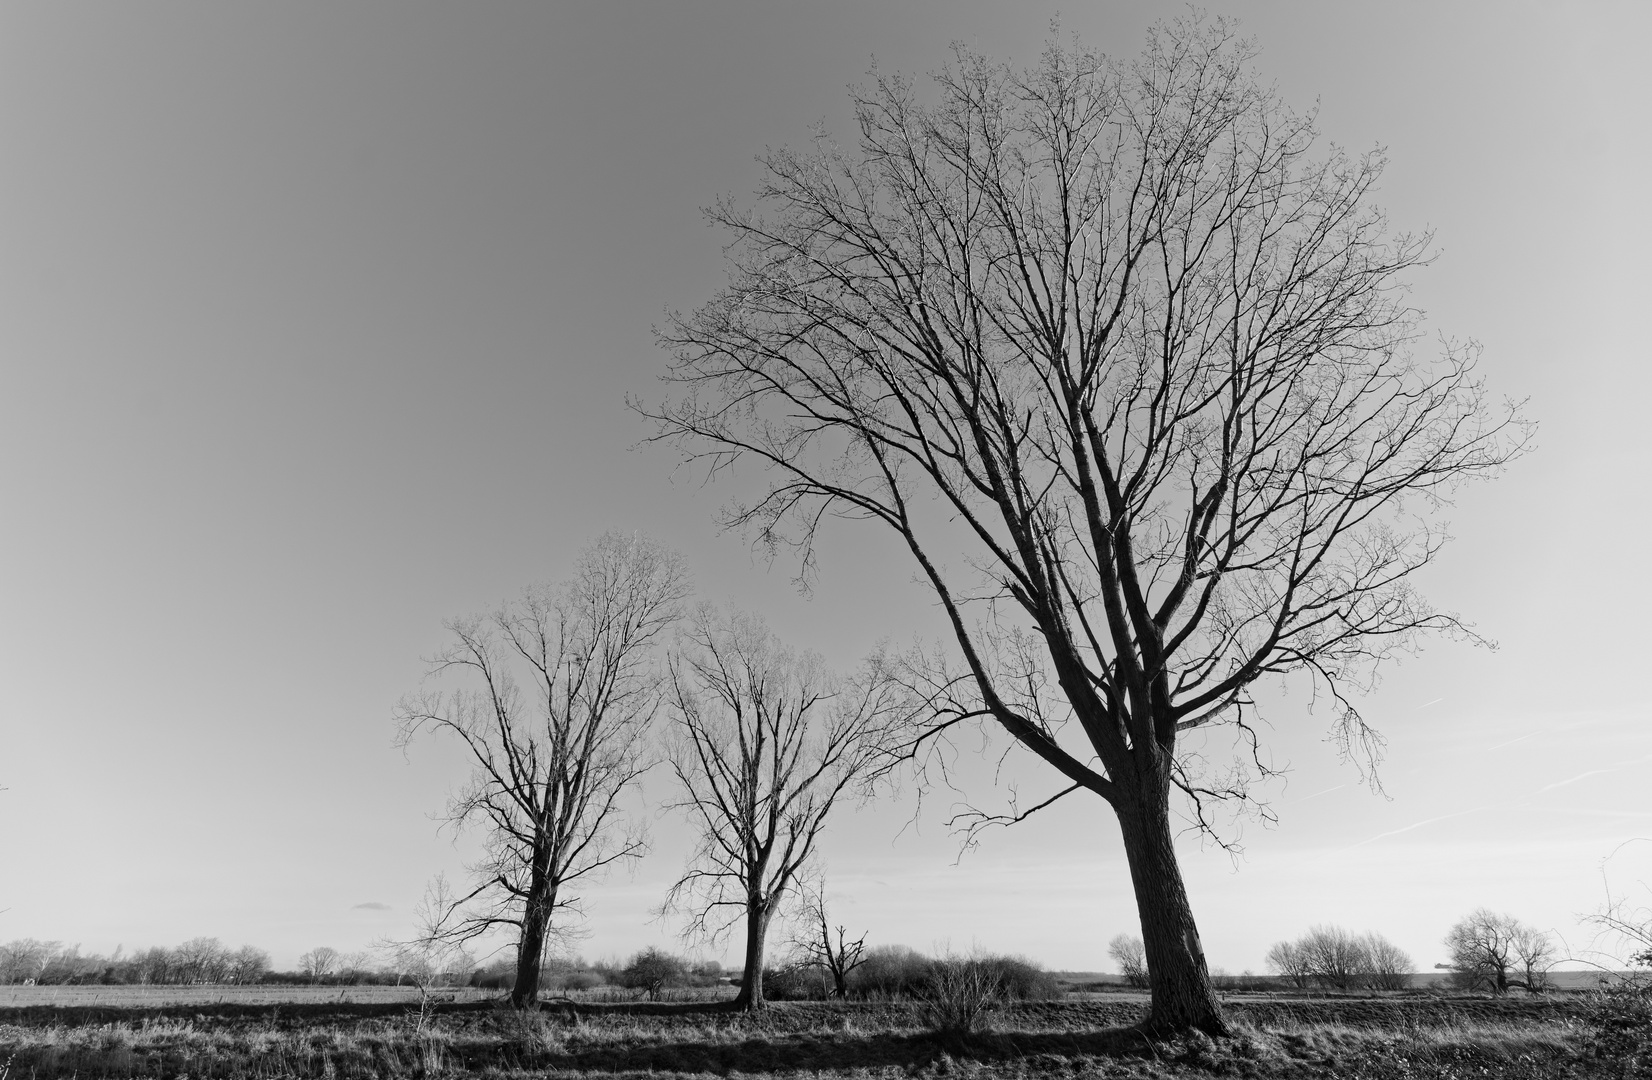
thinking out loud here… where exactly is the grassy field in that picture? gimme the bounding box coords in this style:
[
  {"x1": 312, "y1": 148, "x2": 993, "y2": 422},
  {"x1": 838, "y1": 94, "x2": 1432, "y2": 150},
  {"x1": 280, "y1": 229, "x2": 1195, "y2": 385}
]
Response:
[
  {"x1": 0, "y1": 986, "x2": 1643, "y2": 1078},
  {"x1": 0, "y1": 985, "x2": 499, "y2": 1008}
]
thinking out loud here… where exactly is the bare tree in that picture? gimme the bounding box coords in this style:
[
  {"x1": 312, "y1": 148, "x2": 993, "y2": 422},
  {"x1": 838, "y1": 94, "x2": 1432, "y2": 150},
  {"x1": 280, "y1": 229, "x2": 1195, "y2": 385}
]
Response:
[
  {"x1": 1297, "y1": 925, "x2": 1368, "y2": 990},
  {"x1": 337, "y1": 950, "x2": 377, "y2": 983},
  {"x1": 1445, "y1": 909, "x2": 1555, "y2": 994},
  {"x1": 130, "y1": 947, "x2": 174, "y2": 985},
  {"x1": 1109, "y1": 934, "x2": 1149, "y2": 989},
  {"x1": 789, "y1": 880, "x2": 869, "y2": 998},
  {"x1": 397, "y1": 531, "x2": 691, "y2": 1007},
  {"x1": 1361, "y1": 932, "x2": 1414, "y2": 991},
  {"x1": 378, "y1": 875, "x2": 481, "y2": 1027},
  {"x1": 226, "y1": 945, "x2": 271, "y2": 985},
  {"x1": 1267, "y1": 926, "x2": 1411, "y2": 990},
  {"x1": 1264, "y1": 940, "x2": 1312, "y2": 989},
  {"x1": 0, "y1": 939, "x2": 59, "y2": 984},
  {"x1": 662, "y1": 605, "x2": 901, "y2": 1010},
  {"x1": 172, "y1": 937, "x2": 230, "y2": 984},
  {"x1": 645, "y1": 15, "x2": 1528, "y2": 1034},
  {"x1": 618, "y1": 947, "x2": 686, "y2": 1000},
  {"x1": 299, "y1": 946, "x2": 340, "y2": 983}
]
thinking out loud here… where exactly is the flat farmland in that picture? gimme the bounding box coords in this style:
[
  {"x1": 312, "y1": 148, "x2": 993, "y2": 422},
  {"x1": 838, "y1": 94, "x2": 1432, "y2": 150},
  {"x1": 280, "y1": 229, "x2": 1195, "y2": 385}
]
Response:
[{"x1": 1, "y1": 988, "x2": 1641, "y2": 1079}]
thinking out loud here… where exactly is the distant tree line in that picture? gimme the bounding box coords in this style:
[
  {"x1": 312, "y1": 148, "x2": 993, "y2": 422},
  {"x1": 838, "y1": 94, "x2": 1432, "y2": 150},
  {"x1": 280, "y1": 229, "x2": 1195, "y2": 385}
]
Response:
[
  {"x1": 0, "y1": 938, "x2": 270, "y2": 986},
  {"x1": 0, "y1": 938, "x2": 474, "y2": 988},
  {"x1": 459, "y1": 944, "x2": 1060, "y2": 1005}
]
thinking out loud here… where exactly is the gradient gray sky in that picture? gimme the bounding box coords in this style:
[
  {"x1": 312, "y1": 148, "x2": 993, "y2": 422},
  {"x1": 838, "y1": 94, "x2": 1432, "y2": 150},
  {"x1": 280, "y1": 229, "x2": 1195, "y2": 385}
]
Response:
[{"x1": 3, "y1": 0, "x2": 1648, "y2": 974}]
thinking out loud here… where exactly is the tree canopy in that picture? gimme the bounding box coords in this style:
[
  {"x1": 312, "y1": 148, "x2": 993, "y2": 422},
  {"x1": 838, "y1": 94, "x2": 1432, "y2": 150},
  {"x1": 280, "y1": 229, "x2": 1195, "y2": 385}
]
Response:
[{"x1": 647, "y1": 15, "x2": 1528, "y2": 1034}]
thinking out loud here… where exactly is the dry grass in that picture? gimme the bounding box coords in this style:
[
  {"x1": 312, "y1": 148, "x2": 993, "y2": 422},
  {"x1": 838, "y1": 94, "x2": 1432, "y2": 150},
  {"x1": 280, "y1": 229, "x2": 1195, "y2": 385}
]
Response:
[
  {"x1": 0, "y1": 984, "x2": 498, "y2": 1008},
  {"x1": 0, "y1": 990, "x2": 1623, "y2": 1078}
]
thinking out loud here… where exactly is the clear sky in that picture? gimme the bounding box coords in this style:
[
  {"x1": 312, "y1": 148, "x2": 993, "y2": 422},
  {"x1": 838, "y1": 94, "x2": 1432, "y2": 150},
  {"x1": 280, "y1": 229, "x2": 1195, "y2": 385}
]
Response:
[{"x1": 2, "y1": 0, "x2": 1648, "y2": 976}]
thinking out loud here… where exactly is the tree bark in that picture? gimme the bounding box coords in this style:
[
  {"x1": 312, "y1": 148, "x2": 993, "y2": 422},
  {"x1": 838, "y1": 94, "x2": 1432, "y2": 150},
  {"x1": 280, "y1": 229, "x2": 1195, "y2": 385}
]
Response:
[
  {"x1": 1116, "y1": 791, "x2": 1228, "y2": 1037},
  {"x1": 732, "y1": 901, "x2": 773, "y2": 1010},
  {"x1": 510, "y1": 865, "x2": 553, "y2": 1008}
]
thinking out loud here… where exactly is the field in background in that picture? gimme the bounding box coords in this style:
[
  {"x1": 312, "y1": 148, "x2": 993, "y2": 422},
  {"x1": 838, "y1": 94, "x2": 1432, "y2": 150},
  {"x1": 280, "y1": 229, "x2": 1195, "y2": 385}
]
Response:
[
  {"x1": 0, "y1": 982, "x2": 735, "y2": 1009},
  {"x1": 0, "y1": 983, "x2": 497, "y2": 1007},
  {"x1": 0, "y1": 986, "x2": 1640, "y2": 1078}
]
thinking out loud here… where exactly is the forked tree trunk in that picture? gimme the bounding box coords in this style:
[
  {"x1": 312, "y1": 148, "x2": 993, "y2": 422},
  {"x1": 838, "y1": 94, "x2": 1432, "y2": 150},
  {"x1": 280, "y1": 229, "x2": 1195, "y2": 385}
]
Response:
[
  {"x1": 1115, "y1": 789, "x2": 1228, "y2": 1037},
  {"x1": 732, "y1": 901, "x2": 773, "y2": 1010},
  {"x1": 510, "y1": 866, "x2": 554, "y2": 1008}
]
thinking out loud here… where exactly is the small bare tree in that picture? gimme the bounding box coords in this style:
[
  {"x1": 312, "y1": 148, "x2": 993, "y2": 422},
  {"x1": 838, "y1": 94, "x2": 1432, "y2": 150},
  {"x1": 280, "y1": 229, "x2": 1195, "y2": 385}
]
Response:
[
  {"x1": 1445, "y1": 909, "x2": 1555, "y2": 994},
  {"x1": 619, "y1": 947, "x2": 686, "y2": 1001},
  {"x1": 789, "y1": 880, "x2": 869, "y2": 998},
  {"x1": 396, "y1": 531, "x2": 691, "y2": 1007},
  {"x1": 1109, "y1": 934, "x2": 1149, "y2": 989},
  {"x1": 1297, "y1": 925, "x2": 1368, "y2": 990},
  {"x1": 170, "y1": 937, "x2": 230, "y2": 983},
  {"x1": 379, "y1": 876, "x2": 480, "y2": 1029},
  {"x1": 1264, "y1": 940, "x2": 1312, "y2": 988},
  {"x1": 1267, "y1": 926, "x2": 1411, "y2": 990},
  {"x1": 1361, "y1": 932, "x2": 1414, "y2": 990},
  {"x1": 662, "y1": 605, "x2": 901, "y2": 1010},
  {"x1": 298, "y1": 946, "x2": 340, "y2": 983},
  {"x1": 226, "y1": 946, "x2": 271, "y2": 985},
  {"x1": 0, "y1": 940, "x2": 59, "y2": 984}
]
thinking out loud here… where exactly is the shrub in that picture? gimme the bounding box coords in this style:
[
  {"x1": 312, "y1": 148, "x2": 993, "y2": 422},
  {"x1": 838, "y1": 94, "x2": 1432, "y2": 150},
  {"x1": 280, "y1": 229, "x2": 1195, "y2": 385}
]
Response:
[
  {"x1": 763, "y1": 962, "x2": 832, "y2": 1001},
  {"x1": 924, "y1": 955, "x2": 1002, "y2": 1035},
  {"x1": 1587, "y1": 977, "x2": 1652, "y2": 1075},
  {"x1": 848, "y1": 945, "x2": 932, "y2": 998},
  {"x1": 979, "y1": 954, "x2": 1060, "y2": 1000},
  {"x1": 1108, "y1": 934, "x2": 1149, "y2": 989},
  {"x1": 538, "y1": 965, "x2": 606, "y2": 993},
  {"x1": 618, "y1": 948, "x2": 687, "y2": 1000}
]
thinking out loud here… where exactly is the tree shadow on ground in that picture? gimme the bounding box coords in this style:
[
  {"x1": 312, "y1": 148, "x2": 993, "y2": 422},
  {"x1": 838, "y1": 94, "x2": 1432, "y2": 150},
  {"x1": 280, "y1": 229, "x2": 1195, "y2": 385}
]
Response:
[{"x1": 523, "y1": 1026, "x2": 1168, "y2": 1075}]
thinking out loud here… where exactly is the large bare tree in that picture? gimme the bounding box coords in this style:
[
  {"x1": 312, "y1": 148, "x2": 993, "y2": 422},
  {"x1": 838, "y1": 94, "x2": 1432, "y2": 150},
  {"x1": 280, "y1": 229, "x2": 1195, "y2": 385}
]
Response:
[
  {"x1": 396, "y1": 531, "x2": 691, "y2": 1007},
  {"x1": 662, "y1": 605, "x2": 899, "y2": 1010},
  {"x1": 1444, "y1": 909, "x2": 1556, "y2": 994},
  {"x1": 644, "y1": 17, "x2": 1528, "y2": 1034}
]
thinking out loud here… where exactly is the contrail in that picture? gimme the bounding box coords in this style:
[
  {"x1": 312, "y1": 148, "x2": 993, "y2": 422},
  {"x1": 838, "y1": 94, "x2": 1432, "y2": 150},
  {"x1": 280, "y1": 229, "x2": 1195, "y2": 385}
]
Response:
[
  {"x1": 1535, "y1": 768, "x2": 1619, "y2": 794},
  {"x1": 1349, "y1": 807, "x2": 1487, "y2": 848}
]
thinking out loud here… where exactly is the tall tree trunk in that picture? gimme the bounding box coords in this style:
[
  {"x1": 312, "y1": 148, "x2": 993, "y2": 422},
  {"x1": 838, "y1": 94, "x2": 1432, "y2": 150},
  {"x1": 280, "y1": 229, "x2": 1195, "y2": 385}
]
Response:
[
  {"x1": 1116, "y1": 789, "x2": 1228, "y2": 1037},
  {"x1": 510, "y1": 867, "x2": 553, "y2": 1008},
  {"x1": 732, "y1": 901, "x2": 773, "y2": 1010}
]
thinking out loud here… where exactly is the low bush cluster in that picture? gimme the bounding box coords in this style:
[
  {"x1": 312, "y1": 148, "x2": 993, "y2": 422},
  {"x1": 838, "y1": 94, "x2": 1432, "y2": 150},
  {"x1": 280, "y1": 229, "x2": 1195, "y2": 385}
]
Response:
[
  {"x1": 762, "y1": 945, "x2": 1059, "y2": 1008},
  {"x1": 1587, "y1": 977, "x2": 1652, "y2": 1075}
]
